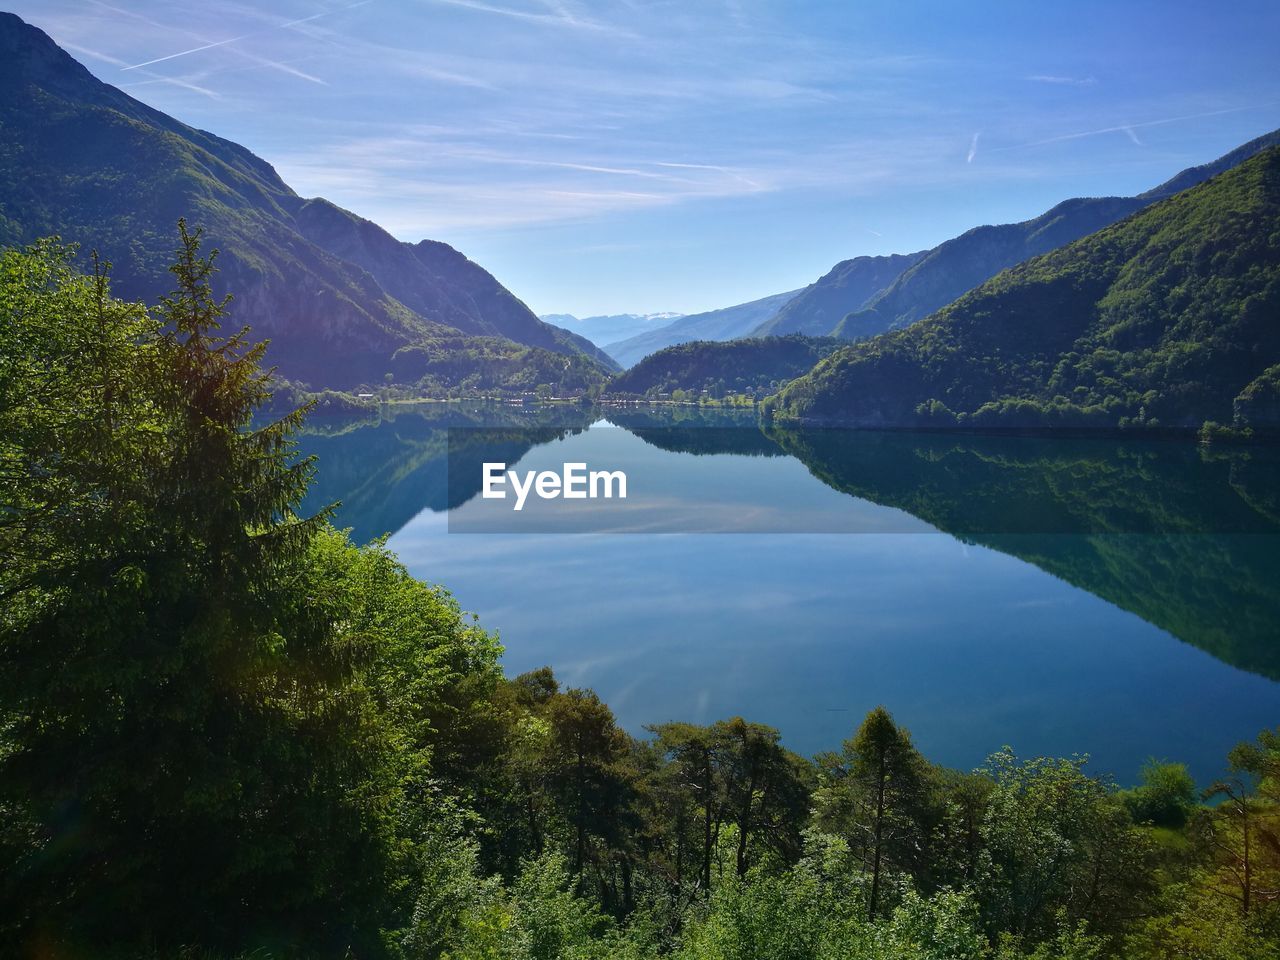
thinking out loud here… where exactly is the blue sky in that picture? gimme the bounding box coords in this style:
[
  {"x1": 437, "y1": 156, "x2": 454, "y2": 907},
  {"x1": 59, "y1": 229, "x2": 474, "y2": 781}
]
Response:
[{"x1": 10, "y1": 0, "x2": 1280, "y2": 316}]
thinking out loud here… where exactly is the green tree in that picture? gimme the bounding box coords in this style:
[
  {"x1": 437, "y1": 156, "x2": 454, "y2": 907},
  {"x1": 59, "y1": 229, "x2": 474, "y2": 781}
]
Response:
[
  {"x1": 814, "y1": 707, "x2": 931, "y2": 919},
  {"x1": 1199, "y1": 727, "x2": 1280, "y2": 920},
  {"x1": 545, "y1": 689, "x2": 636, "y2": 891},
  {"x1": 976, "y1": 749, "x2": 1156, "y2": 945},
  {"x1": 0, "y1": 228, "x2": 425, "y2": 954},
  {"x1": 1124, "y1": 759, "x2": 1197, "y2": 829},
  {"x1": 713, "y1": 718, "x2": 810, "y2": 879},
  {"x1": 652, "y1": 721, "x2": 727, "y2": 894}
]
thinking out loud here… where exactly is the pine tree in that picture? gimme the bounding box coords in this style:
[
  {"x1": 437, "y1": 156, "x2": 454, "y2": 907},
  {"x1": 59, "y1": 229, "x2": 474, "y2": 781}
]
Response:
[
  {"x1": 0, "y1": 225, "x2": 400, "y2": 953},
  {"x1": 814, "y1": 706, "x2": 930, "y2": 919}
]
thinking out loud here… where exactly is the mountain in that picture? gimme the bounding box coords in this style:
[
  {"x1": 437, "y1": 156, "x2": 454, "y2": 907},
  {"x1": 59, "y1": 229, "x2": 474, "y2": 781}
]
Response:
[
  {"x1": 604, "y1": 335, "x2": 843, "y2": 399},
  {"x1": 290, "y1": 198, "x2": 613, "y2": 365},
  {"x1": 835, "y1": 128, "x2": 1280, "y2": 341},
  {"x1": 605, "y1": 289, "x2": 802, "y2": 367},
  {"x1": 750, "y1": 252, "x2": 925, "y2": 336},
  {"x1": 767, "y1": 145, "x2": 1280, "y2": 432},
  {"x1": 541, "y1": 311, "x2": 683, "y2": 347},
  {"x1": 0, "y1": 12, "x2": 616, "y2": 390}
]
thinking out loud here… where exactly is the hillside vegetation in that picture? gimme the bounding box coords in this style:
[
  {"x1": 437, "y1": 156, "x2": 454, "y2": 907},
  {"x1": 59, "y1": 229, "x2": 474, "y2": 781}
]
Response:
[
  {"x1": 834, "y1": 128, "x2": 1280, "y2": 341},
  {"x1": 4, "y1": 231, "x2": 1280, "y2": 959},
  {"x1": 605, "y1": 335, "x2": 844, "y2": 400},
  {"x1": 767, "y1": 145, "x2": 1280, "y2": 433}
]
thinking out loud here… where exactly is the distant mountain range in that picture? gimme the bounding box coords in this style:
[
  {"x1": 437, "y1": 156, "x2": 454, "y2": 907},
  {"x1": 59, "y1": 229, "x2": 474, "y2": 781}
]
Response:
[
  {"x1": 835, "y1": 129, "x2": 1280, "y2": 342},
  {"x1": 605, "y1": 289, "x2": 802, "y2": 368},
  {"x1": 751, "y1": 130, "x2": 1280, "y2": 343},
  {"x1": 751, "y1": 252, "x2": 925, "y2": 337},
  {"x1": 0, "y1": 12, "x2": 616, "y2": 391},
  {"x1": 541, "y1": 311, "x2": 683, "y2": 348},
  {"x1": 766, "y1": 144, "x2": 1280, "y2": 433},
  {"x1": 600, "y1": 131, "x2": 1280, "y2": 373},
  {"x1": 7, "y1": 8, "x2": 1278, "y2": 425}
]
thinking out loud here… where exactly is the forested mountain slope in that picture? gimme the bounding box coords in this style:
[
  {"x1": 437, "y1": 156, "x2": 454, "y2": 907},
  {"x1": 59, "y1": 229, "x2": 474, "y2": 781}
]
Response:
[
  {"x1": 767, "y1": 145, "x2": 1280, "y2": 432},
  {"x1": 605, "y1": 335, "x2": 843, "y2": 399},
  {"x1": 831, "y1": 128, "x2": 1280, "y2": 342},
  {"x1": 751, "y1": 251, "x2": 924, "y2": 336},
  {"x1": 0, "y1": 13, "x2": 614, "y2": 389}
]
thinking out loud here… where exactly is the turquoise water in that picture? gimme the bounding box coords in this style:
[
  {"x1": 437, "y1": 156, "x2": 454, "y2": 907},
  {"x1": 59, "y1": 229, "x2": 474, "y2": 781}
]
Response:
[{"x1": 297, "y1": 403, "x2": 1280, "y2": 784}]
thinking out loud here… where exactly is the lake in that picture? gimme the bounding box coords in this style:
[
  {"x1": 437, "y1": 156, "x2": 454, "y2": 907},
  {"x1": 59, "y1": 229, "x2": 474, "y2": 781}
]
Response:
[{"x1": 296, "y1": 402, "x2": 1280, "y2": 786}]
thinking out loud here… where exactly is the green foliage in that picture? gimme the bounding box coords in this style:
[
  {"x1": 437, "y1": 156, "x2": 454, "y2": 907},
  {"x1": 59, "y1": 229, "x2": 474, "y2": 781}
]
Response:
[
  {"x1": 605, "y1": 335, "x2": 844, "y2": 401},
  {"x1": 673, "y1": 856, "x2": 990, "y2": 960},
  {"x1": 544, "y1": 689, "x2": 635, "y2": 880},
  {"x1": 813, "y1": 707, "x2": 932, "y2": 919},
  {"x1": 1123, "y1": 760, "x2": 1197, "y2": 829},
  {"x1": 1122, "y1": 881, "x2": 1274, "y2": 960},
  {"x1": 4, "y1": 235, "x2": 1280, "y2": 959},
  {"x1": 975, "y1": 750, "x2": 1156, "y2": 943},
  {"x1": 0, "y1": 229, "x2": 388, "y2": 951},
  {"x1": 673, "y1": 866, "x2": 840, "y2": 960},
  {"x1": 0, "y1": 232, "x2": 497, "y2": 956}
]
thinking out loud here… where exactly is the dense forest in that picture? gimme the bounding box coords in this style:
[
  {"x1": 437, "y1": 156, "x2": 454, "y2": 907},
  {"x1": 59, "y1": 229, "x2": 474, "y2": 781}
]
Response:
[
  {"x1": 605, "y1": 336, "x2": 844, "y2": 402},
  {"x1": 766, "y1": 145, "x2": 1280, "y2": 433},
  {"x1": 3, "y1": 231, "x2": 1280, "y2": 959}
]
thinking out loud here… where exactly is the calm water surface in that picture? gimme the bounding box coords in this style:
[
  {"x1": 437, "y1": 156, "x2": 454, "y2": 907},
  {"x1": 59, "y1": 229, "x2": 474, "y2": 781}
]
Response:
[{"x1": 297, "y1": 403, "x2": 1280, "y2": 785}]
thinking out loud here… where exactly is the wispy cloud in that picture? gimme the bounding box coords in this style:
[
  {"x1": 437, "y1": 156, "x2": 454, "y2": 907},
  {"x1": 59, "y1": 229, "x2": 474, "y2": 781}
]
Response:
[
  {"x1": 1028, "y1": 74, "x2": 1097, "y2": 87},
  {"x1": 118, "y1": 73, "x2": 222, "y2": 98},
  {"x1": 420, "y1": 0, "x2": 632, "y2": 36},
  {"x1": 271, "y1": 133, "x2": 779, "y2": 231},
  {"x1": 61, "y1": 41, "x2": 129, "y2": 67},
  {"x1": 270, "y1": 125, "x2": 994, "y2": 235},
  {"x1": 11, "y1": 0, "x2": 1279, "y2": 315},
  {"x1": 64, "y1": 40, "x2": 225, "y2": 98}
]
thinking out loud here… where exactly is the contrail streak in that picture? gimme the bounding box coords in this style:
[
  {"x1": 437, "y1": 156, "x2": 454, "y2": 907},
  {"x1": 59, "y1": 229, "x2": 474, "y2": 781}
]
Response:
[
  {"x1": 1001, "y1": 102, "x2": 1277, "y2": 150},
  {"x1": 122, "y1": 35, "x2": 248, "y2": 71},
  {"x1": 120, "y1": 1, "x2": 372, "y2": 71}
]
